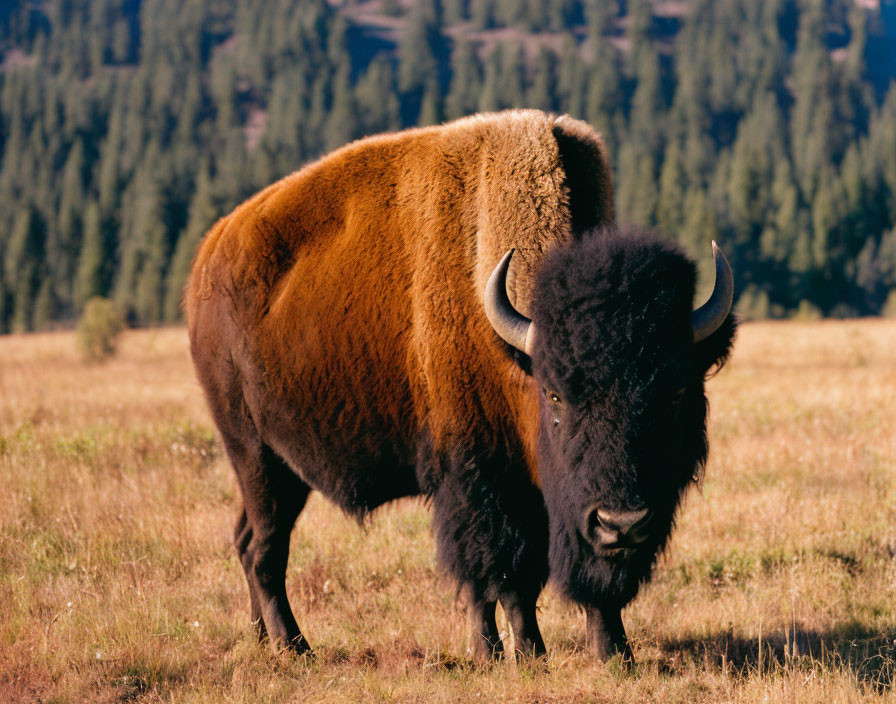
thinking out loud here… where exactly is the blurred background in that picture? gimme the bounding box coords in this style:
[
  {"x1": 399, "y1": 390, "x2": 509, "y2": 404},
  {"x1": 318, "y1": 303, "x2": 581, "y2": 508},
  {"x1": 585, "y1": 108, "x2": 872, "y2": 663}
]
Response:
[{"x1": 1, "y1": 0, "x2": 895, "y2": 333}]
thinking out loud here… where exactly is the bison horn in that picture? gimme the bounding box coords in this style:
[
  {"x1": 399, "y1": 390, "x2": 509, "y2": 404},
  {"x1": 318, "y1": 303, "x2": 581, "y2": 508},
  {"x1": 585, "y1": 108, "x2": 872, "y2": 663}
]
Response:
[
  {"x1": 484, "y1": 249, "x2": 536, "y2": 356},
  {"x1": 691, "y1": 241, "x2": 734, "y2": 343}
]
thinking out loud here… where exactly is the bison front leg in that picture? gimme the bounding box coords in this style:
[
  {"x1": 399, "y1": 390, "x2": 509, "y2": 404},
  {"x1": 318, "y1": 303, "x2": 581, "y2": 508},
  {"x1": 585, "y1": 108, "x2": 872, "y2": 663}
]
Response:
[
  {"x1": 470, "y1": 590, "x2": 546, "y2": 663},
  {"x1": 501, "y1": 591, "x2": 546, "y2": 660},
  {"x1": 429, "y1": 450, "x2": 550, "y2": 665},
  {"x1": 470, "y1": 589, "x2": 504, "y2": 663},
  {"x1": 585, "y1": 605, "x2": 633, "y2": 665}
]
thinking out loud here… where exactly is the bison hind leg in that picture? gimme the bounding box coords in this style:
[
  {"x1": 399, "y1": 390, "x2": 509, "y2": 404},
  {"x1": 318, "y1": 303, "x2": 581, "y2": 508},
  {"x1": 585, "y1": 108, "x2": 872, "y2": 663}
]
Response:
[
  {"x1": 225, "y1": 433, "x2": 312, "y2": 655},
  {"x1": 234, "y1": 506, "x2": 267, "y2": 641}
]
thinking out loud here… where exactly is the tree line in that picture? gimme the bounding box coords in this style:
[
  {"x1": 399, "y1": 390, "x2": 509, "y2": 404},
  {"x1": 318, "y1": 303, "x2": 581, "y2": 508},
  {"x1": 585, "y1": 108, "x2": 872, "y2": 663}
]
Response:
[{"x1": 1, "y1": 0, "x2": 895, "y2": 332}]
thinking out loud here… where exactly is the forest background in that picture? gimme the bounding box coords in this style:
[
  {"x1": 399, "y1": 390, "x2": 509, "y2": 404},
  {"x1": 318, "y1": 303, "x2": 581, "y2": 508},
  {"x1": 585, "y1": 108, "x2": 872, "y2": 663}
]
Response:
[{"x1": 1, "y1": 0, "x2": 896, "y2": 333}]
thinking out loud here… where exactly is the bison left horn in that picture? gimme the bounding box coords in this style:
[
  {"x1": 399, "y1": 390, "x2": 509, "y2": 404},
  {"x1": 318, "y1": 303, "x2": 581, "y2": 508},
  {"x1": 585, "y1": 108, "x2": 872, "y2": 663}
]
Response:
[
  {"x1": 484, "y1": 249, "x2": 536, "y2": 356},
  {"x1": 691, "y1": 241, "x2": 734, "y2": 343}
]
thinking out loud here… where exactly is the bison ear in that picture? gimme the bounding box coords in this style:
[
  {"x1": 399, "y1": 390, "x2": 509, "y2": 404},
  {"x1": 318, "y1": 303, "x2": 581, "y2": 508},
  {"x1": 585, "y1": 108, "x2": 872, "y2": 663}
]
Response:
[
  {"x1": 509, "y1": 347, "x2": 534, "y2": 375},
  {"x1": 694, "y1": 312, "x2": 737, "y2": 378}
]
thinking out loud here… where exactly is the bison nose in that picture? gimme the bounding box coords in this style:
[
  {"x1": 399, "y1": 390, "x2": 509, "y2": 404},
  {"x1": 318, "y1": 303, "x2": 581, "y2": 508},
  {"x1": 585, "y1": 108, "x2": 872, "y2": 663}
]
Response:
[{"x1": 584, "y1": 506, "x2": 653, "y2": 547}]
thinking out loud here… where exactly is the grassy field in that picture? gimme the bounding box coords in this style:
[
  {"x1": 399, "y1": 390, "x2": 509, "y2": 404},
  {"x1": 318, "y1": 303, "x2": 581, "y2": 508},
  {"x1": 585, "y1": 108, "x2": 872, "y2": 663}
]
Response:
[{"x1": 1, "y1": 321, "x2": 894, "y2": 703}]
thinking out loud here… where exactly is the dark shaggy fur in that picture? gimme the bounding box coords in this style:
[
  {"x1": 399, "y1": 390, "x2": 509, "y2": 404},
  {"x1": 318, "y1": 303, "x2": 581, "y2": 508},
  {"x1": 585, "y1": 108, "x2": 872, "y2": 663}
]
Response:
[{"x1": 530, "y1": 227, "x2": 736, "y2": 611}]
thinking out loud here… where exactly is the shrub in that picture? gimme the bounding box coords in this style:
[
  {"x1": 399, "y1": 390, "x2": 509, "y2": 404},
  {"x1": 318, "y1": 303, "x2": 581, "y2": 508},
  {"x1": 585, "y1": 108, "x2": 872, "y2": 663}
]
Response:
[
  {"x1": 794, "y1": 299, "x2": 822, "y2": 320},
  {"x1": 882, "y1": 289, "x2": 896, "y2": 318},
  {"x1": 77, "y1": 297, "x2": 124, "y2": 361},
  {"x1": 737, "y1": 284, "x2": 770, "y2": 320}
]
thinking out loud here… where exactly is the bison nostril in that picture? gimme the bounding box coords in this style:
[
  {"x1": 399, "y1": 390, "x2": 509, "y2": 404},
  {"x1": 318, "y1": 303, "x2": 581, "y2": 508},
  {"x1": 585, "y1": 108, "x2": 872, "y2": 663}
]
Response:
[
  {"x1": 583, "y1": 506, "x2": 652, "y2": 544},
  {"x1": 584, "y1": 508, "x2": 603, "y2": 542},
  {"x1": 595, "y1": 509, "x2": 616, "y2": 531}
]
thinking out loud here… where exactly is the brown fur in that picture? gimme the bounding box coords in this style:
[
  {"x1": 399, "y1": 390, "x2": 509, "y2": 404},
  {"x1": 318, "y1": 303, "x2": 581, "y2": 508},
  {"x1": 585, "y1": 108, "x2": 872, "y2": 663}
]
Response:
[
  {"x1": 186, "y1": 110, "x2": 614, "y2": 655},
  {"x1": 187, "y1": 110, "x2": 612, "y2": 484}
]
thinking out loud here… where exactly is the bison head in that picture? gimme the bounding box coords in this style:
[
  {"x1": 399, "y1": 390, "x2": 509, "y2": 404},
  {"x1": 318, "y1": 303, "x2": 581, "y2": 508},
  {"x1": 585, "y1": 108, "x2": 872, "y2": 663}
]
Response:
[{"x1": 484, "y1": 227, "x2": 736, "y2": 609}]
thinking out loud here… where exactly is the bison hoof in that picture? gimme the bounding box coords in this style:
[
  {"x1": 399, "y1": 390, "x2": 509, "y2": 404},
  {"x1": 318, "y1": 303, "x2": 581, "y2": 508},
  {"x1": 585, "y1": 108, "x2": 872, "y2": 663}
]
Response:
[
  {"x1": 473, "y1": 640, "x2": 505, "y2": 665},
  {"x1": 514, "y1": 649, "x2": 549, "y2": 671},
  {"x1": 251, "y1": 618, "x2": 268, "y2": 642},
  {"x1": 514, "y1": 643, "x2": 548, "y2": 663},
  {"x1": 286, "y1": 635, "x2": 313, "y2": 657},
  {"x1": 595, "y1": 644, "x2": 634, "y2": 669},
  {"x1": 262, "y1": 634, "x2": 313, "y2": 657}
]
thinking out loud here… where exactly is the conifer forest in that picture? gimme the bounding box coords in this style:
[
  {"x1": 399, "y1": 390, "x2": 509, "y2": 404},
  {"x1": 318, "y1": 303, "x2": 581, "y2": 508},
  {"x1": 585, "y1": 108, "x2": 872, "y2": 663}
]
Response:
[{"x1": 1, "y1": 0, "x2": 896, "y2": 332}]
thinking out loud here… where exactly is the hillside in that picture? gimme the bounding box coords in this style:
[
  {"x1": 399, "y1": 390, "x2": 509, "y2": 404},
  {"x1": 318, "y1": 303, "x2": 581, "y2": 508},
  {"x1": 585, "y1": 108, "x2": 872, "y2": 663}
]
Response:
[{"x1": 1, "y1": 0, "x2": 896, "y2": 331}]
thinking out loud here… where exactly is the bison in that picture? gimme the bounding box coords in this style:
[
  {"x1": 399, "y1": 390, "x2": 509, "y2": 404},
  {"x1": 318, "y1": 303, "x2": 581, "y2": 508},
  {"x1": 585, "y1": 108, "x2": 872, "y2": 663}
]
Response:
[{"x1": 185, "y1": 110, "x2": 736, "y2": 663}]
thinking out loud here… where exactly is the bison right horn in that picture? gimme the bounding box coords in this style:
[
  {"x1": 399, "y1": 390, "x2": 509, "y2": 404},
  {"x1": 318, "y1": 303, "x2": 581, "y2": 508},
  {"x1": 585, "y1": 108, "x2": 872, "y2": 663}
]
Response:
[
  {"x1": 691, "y1": 241, "x2": 734, "y2": 343},
  {"x1": 484, "y1": 249, "x2": 536, "y2": 356}
]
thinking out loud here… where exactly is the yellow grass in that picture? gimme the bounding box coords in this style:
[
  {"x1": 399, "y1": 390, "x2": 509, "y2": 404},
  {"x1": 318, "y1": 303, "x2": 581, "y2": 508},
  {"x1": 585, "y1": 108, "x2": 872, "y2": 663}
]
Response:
[{"x1": 1, "y1": 321, "x2": 894, "y2": 703}]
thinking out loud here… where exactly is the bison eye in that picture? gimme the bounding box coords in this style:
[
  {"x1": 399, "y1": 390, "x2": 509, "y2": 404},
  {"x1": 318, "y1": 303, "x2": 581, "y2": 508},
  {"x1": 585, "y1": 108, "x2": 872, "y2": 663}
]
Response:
[{"x1": 544, "y1": 390, "x2": 563, "y2": 430}]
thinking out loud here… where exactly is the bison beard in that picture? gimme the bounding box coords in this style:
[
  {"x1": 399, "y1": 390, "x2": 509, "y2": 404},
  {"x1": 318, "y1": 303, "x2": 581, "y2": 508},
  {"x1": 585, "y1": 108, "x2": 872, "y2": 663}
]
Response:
[{"x1": 185, "y1": 111, "x2": 736, "y2": 665}]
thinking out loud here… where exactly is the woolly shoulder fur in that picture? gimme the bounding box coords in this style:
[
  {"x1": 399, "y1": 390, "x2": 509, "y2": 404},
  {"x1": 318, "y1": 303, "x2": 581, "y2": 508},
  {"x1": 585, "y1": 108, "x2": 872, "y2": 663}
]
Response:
[{"x1": 186, "y1": 109, "x2": 614, "y2": 490}]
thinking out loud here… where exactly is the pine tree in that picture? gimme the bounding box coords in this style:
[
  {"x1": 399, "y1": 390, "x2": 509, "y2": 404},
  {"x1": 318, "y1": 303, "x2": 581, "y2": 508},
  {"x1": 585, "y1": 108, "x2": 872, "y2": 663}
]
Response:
[
  {"x1": 4, "y1": 206, "x2": 46, "y2": 332},
  {"x1": 399, "y1": 2, "x2": 442, "y2": 95},
  {"x1": 163, "y1": 164, "x2": 218, "y2": 321},
  {"x1": 355, "y1": 57, "x2": 402, "y2": 133},
  {"x1": 811, "y1": 169, "x2": 846, "y2": 272},
  {"x1": 55, "y1": 139, "x2": 88, "y2": 307},
  {"x1": 111, "y1": 17, "x2": 131, "y2": 63},
  {"x1": 478, "y1": 44, "x2": 504, "y2": 112},
  {"x1": 657, "y1": 141, "x2": 685, "y2": 238},
  {"x1": 419, "y1": 77, "x2": 443, "y2": 126},
  {"x1": 471, "y1": 0, "x2": 495, "y2": 28},
  {"x1": 0, "y1": 263, "x2": 7, "y2": 334},
  {"x1": 75, "y1": 199, "x2": 107, "y2": 310},
  {"x1": 445, "y1": 40, "x2": 482, "y2": 120},
  {"x1": 502, "y1": 43, "x2": 526, "y2": 109},
  {"x1": 381, "y1": 0, "x2": 402, "y2": 17},
  {"x1": 625, "y1": 0, "x2": 652, "y2": 75},
  {"x1": 629, "y1": 45, "x2": 664, "y2": 155},
  {"x1": 584, "y1": 34, "x2": 621, "y2": 138},
  {"x1": 325, "y1": 59, "x2": 357, "y2": 151},
  {"x1": 726, "y1": 93, "x2": 786, "y2": 253},
  {"x1": 584, "y1": 0, "x2": 618, "y2": 37},
  {"x1": 32, "y1": 278, "x2": 54, "y2": 330},
  {"x1": 115, "y1": 159, "x2": 167, "y2": 322},
  {"x1": 679, "y1": 186, "x2": 719, "y2": 260},
  {"x1": 766, "y1": 159, "x2": 801, "y2": 267},
  {"x1": 98, "y1": 102, "x2": 124, "y2": 216},
  {"x1": 528, "y1": 47, "x2": 556, "y2": 112},
  {"x1": 705, "y1": 6, "x2": 739, "y2": 115},
  {"x1": 134, "y1": 219, "x2": 167, "y2": 324},
  {"x1": 525, "y1": 0, "x2": 547, "y2": 31},
  {"x1": 211, "y1": 53, "x2": 238, "y2": 130},
  {"x1": 616, "y1": 145, "x2": 657, "y2": 227},
  {"x1": 556, "y1": 35, "x2": 584, "y2": 117},
  {"x1": 845, "y1": 2, "x2": 868, "y2": 84},
  {"x1": 790, "y1": 0, "x2": 834, "y2": 191},
  {"x1": 496, "y1": 0, "x2": 525, "y2": 27},
  {"x1": 443, "y1": 0, "x2": 468, "y2": 24}
]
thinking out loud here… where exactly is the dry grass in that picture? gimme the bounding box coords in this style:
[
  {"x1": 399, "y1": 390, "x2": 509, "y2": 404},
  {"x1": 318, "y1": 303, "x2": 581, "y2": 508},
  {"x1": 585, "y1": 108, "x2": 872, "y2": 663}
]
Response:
[{"x1": 0, "y1": 321, "x2": 894, "y2": 703}]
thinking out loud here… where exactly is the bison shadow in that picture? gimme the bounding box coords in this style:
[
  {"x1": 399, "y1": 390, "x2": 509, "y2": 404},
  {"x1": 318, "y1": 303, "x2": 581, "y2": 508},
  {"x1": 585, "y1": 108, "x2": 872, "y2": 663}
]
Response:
[{"x1": 655, "y1": 621, "x2": 896, "y2": 692}]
